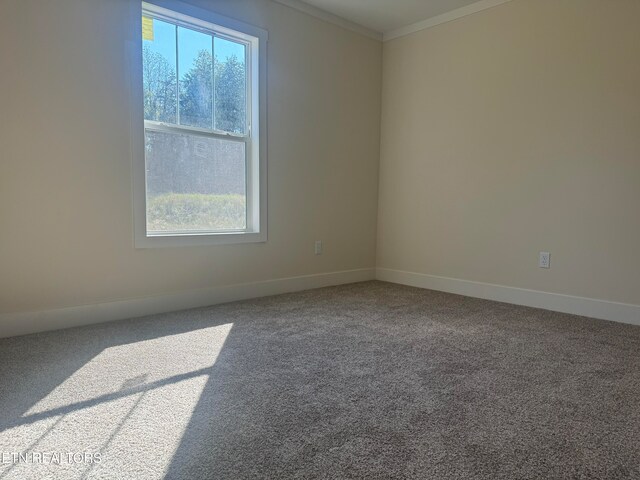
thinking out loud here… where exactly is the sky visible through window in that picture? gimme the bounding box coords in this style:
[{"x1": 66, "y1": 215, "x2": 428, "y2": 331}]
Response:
[
  {"x1": 142, "y1": 16, "x2": 247, "y2": 133},
  {"x1": 145, "y1": 18, "x2": 244, "y2": 76}
]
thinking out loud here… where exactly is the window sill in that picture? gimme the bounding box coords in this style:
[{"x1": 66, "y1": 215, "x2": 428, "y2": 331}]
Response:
[{"x1": 135, "y1": 230, "x2": 267, "y2": 248}]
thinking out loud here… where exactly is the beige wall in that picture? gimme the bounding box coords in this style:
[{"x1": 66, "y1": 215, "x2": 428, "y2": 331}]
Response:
[
  {"x1": 3, "y1": 0, "x2": 639, "y2": 320},
  {"x1": 378, "y1": 0, "x2": 640, "y2": 305},
  {"x1": 0, "y1": 0, "x2": 382, "y2": 314}
]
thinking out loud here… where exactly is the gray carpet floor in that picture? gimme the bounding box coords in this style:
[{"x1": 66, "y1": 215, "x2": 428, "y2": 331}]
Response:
[{"x1": 1, "y1": 281, "x2": 640, "y2": 479}]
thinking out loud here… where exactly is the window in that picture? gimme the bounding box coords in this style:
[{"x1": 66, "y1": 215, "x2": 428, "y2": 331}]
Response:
[{"x1": 132, "y1": 1, "x2": 267, "y2": 247}]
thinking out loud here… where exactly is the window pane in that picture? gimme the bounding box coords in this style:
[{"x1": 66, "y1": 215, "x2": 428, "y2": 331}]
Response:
[
  {"x1": 145, "y1": 130, "x2": 246, "y2": 233},
  {"x1": 214, "y1": 37, "x2": 246, "y2": 134},
  {"x1": 178, "y1": 27, "x2": 213, "y2": 129},
  {"x1": 143, "y1": 18, "x2": 177, "y2": 123}
]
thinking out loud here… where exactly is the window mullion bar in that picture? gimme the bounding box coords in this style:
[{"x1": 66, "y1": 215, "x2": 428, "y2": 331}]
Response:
[
  {"x1": 144, "y1": 122, "x2": 248, "y2": 143},
  {"x1": 175, "y1": 25, "x2": 180, "y2": 125},
  {"x1": 212, "y1": 34, "x2": 216, "y2": 131}
]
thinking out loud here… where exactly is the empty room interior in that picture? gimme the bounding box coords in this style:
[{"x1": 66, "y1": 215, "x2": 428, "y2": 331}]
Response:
[{"x1": 2, "y1": 0, "x2": 640, "y2": 478}]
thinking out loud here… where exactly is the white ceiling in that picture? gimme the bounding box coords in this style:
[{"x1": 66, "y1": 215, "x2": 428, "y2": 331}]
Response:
[{"x1": 297, "y1": 0, "x2": 484, "y2": 33}]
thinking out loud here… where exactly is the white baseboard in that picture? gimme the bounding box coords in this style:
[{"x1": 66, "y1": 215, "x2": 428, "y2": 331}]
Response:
[
  {"x1": 376, "y1": 268, "x2": 640, "y2": 327},
  {"x1": 0, "y1": 268, "x2": 375, "y2": 338}
]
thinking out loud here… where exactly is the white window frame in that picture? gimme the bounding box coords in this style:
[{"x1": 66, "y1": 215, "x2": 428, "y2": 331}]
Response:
[{"x1": 129, "y1": 0, "x2": 267, "y2": 248}]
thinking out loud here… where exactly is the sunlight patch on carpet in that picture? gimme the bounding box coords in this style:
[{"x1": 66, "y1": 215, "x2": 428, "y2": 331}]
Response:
[{"x1": 0, "y1": 323, "x2": 233, "y2": 480}]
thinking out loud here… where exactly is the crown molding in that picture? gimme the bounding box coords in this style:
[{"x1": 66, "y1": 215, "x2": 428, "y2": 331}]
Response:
[
  {"x1": 384, "y1": 0, "x2": 515, "y2": 42},
  {"x1": 271, "y1": 0, "x2": 382, "y2": 41}
]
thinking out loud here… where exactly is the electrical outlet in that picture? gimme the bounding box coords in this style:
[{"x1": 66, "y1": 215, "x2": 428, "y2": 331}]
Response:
[
  {"x1": 539, "y1": 252, "x2": 551, "y2": 269},
  {"x1": 314, "y1": 240, "x2": 323, "y2": 255}
]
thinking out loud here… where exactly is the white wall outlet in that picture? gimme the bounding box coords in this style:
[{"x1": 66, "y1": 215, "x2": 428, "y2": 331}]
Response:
[
  {"x1": 314, "y1": 240, "x2": 323, "y2": 255},
  {"x1": 539, "y1": 252, "x2": 551, "y2": 269}
]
